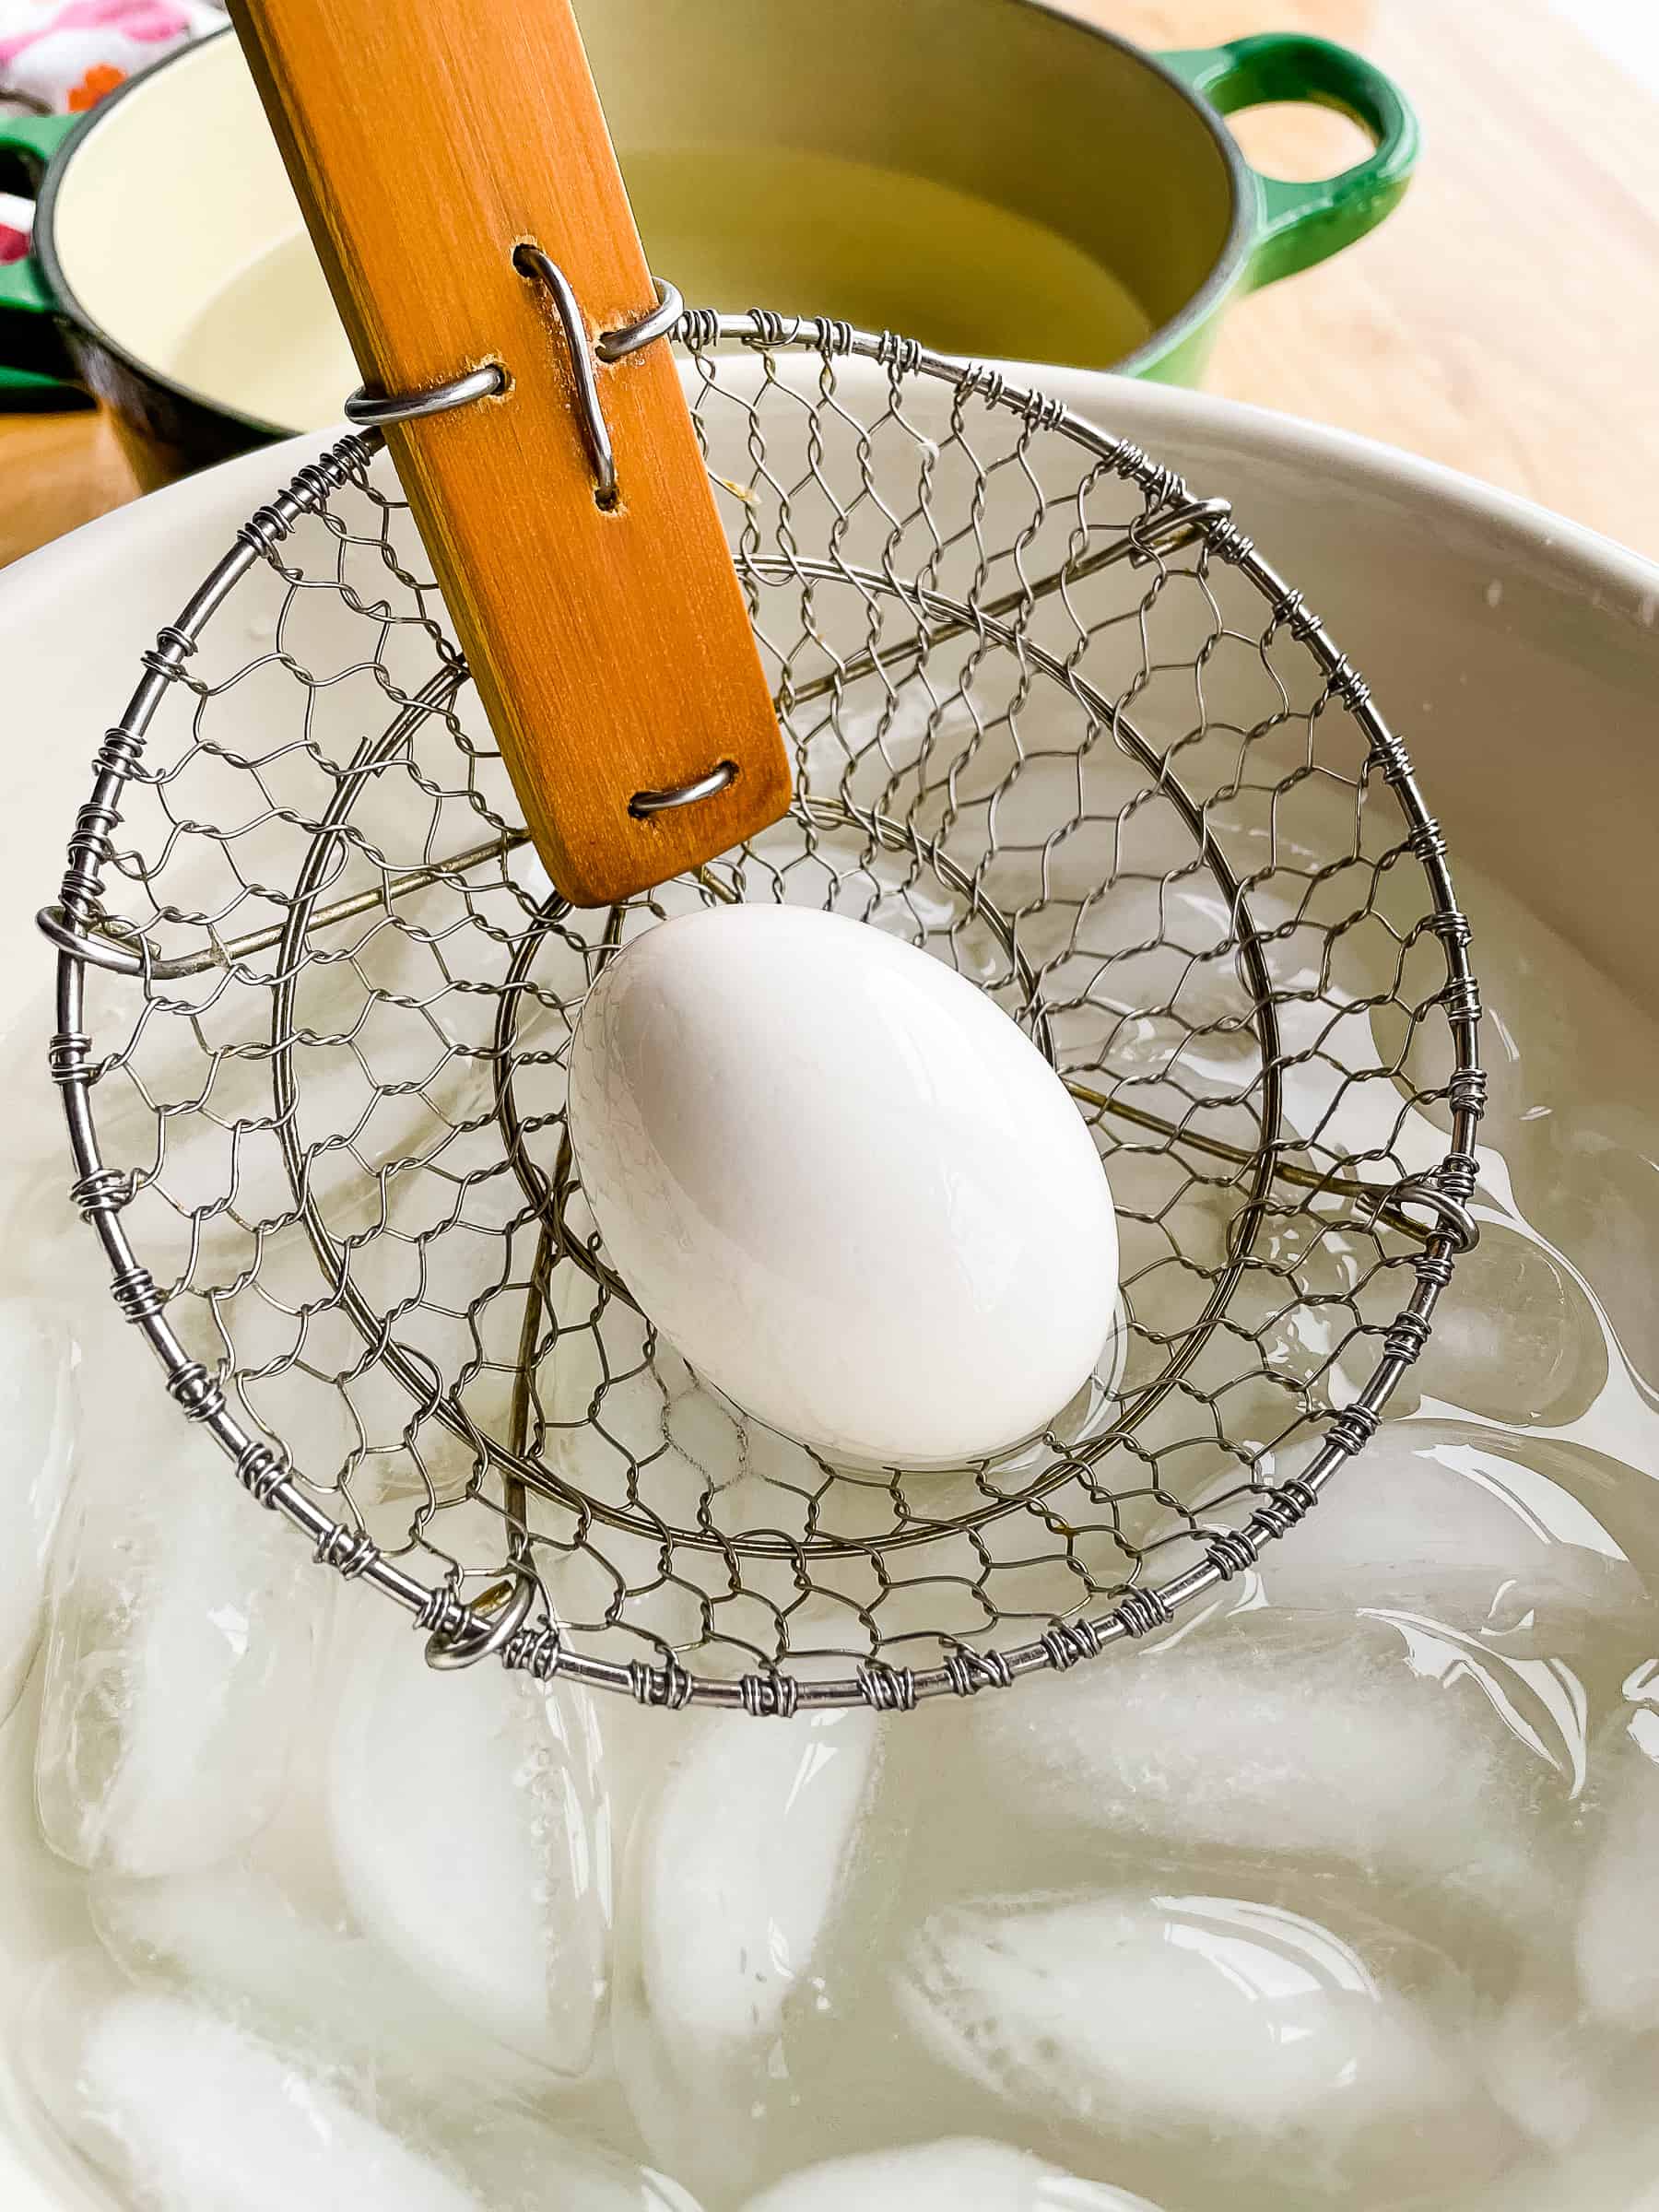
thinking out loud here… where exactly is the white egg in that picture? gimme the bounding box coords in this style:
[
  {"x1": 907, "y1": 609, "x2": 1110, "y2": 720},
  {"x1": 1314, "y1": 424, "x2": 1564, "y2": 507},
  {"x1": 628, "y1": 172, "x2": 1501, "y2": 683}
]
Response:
[{"x1": 566, "y1": 905, "x2": 1118, "y2": 1465}]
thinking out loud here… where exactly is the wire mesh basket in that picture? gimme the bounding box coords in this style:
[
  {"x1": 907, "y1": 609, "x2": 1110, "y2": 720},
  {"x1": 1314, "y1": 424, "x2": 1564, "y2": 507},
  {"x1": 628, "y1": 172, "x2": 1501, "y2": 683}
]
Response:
[{"x1": 42, "y1": 315, "x2": 1485, "y2": 1713}]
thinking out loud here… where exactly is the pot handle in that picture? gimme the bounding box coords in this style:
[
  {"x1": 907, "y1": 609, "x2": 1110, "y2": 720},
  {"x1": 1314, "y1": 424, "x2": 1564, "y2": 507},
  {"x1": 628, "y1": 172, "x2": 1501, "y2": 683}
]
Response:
[
  {"x1": 0, "y1": 109, "x2": 86, "y2": 403},
  {"x1": 1156, "y1": 34, "x2": 1418, "y2": 291}
]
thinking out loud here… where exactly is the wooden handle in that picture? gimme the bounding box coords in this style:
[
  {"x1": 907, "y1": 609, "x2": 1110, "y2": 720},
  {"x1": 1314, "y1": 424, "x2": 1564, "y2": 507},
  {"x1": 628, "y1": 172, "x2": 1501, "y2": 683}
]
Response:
[{"x1": 226, "y1": 0, "x2": 790, "y2": 908}]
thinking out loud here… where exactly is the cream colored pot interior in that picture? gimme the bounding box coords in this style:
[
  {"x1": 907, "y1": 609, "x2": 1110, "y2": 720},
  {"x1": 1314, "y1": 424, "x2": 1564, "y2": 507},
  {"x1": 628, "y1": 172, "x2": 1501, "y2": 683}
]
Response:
[
  {"x1": 48, "y1": 36, "x2": 331, "y2": 414},
  {"x1": 47, "y1": 8, "x2": 1234, "y2": 428}
]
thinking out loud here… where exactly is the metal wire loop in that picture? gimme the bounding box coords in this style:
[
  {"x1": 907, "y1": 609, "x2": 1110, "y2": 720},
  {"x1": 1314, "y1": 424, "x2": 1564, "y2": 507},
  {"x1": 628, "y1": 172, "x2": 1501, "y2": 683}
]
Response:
[
  {"x1": 595, "y1": 276, "x2": 685, "y2": 363},
  {"x1": 337, "y1": 266, "x2": 677, "y2": 443},
  {"x1": 343, "y1": 362, "x2": 507, "y2": 429},
  {"x1": 629, "y1": 759, "x2": 739, "y2": 818},
  {"x1": 1371, "y1": 1175, "x2": 1481, "y2": 1253},
  {"x1": 424, "y1": 1565, "x2": 539, "y2": 1672},
  {"x1": 37, "y1": 903, "x2": 147, "y2": 977},
  {"x1": 512, "y1": 247, "x2": 680, "y2": 506}
]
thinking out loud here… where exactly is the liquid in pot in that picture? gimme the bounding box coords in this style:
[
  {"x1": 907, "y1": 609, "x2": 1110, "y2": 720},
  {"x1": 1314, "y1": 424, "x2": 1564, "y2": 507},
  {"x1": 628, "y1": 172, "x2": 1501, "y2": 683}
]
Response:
[{"x1": 162, "y1": 149, "x2": 1157, "y2": 432}]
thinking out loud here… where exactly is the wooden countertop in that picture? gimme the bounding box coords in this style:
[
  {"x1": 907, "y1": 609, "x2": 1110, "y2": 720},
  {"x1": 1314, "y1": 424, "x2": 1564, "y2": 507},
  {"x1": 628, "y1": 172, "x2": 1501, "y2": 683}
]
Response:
[
  {"x1": 5, "y1": 0, "x2": 1658, "y2": 568},
  {"x1": 1092, "y1": 0, "x2": 1659, "y2": 563}
]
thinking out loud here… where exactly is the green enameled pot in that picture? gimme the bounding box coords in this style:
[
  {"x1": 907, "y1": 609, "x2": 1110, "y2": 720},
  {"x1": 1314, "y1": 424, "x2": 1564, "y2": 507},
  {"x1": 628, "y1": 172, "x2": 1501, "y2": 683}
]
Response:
[{"x1": 0, "y1": 6, "x2": 1417, "y2": 486}]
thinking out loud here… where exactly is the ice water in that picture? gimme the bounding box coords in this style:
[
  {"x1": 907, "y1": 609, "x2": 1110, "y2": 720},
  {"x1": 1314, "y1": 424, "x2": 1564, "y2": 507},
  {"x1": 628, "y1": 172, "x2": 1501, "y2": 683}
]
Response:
[{"x1": 4, "y1": 830, "x2": 1658, "y2": 2212}]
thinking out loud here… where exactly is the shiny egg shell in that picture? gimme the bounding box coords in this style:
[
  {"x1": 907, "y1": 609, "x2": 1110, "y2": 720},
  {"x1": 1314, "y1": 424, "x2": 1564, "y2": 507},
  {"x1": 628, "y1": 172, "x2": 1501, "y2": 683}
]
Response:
[{"x1": 566, "y1": 904, "x2": 1119, "y2": 1466}]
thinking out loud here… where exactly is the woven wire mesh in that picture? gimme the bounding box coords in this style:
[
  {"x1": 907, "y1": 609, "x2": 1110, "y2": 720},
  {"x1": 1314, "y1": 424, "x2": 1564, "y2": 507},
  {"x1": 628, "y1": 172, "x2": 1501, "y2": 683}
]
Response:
[{"x1": 44, "y1": 317, "x2": 1484, "y2": 1712}]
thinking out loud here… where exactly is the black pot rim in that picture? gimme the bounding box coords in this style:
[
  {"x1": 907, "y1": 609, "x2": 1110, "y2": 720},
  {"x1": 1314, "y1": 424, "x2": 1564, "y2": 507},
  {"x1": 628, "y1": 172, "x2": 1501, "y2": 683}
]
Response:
[
  {"x1": 33, "y1": 7, "x2": 1253, "y2": 440},
  {"x1": 35, "y1": 29, "x2": 297, "y2": 441}
]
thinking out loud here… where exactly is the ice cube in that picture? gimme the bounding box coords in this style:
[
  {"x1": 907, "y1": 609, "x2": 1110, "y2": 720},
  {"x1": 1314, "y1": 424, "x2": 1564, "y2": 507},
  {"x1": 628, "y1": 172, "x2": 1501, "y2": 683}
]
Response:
[
  {"x1": 894, "y1": 1889, "x2": 1511, "y2": 2205},
  {"x1": 90, "y1": 1862, "x2": 546, "y2": 2107},
  {"x1": 1385, "y1": 1219, "x2": 1607, "y2": 1430},
  {"x1": 461, "y1": 2117, "x2": 705, "y2": 2212},
  {"x1": 328, "y1": 1598, "x2": 614, "y2": 2077},
  {"x1": 1456, "y1": 2129, "x2": 1659, "y2": 2212},
  {"x1": 615, "y1": 1703, "x2": 892, "y2": 2200},
  {"x1": 19, "y1": 1950, "x2": 705, "y2": 2212},
  {"x1": 1479, "y1": 1989, "x2": 1604, "y2": 2154},
  {"x1": 960, "y1": 1606, "x2": 1577, "y2": 1949},
  {"x1": 1245, "y1": 1419, "x2": 1654, "y2": 1642},
  {"x1": 21, "y1": 1953, "x2": 488, "y2": 2212},
  {"x1": 34, "y1": 1351, "x2": 324, "y2": 1876},
  {"x1": 1576, "y1": 1687, "x2": 1659, "y2": 2030},
  {"x1": 1454, "y1": 858, "x2": 1659, "y2": 1383},
  {"x1": 0, "y1": 1300, "x2": 76, "y2": 1722},
  {"x1": 738, "y1": 2136, "x2": 1165, "y2": 2211}
]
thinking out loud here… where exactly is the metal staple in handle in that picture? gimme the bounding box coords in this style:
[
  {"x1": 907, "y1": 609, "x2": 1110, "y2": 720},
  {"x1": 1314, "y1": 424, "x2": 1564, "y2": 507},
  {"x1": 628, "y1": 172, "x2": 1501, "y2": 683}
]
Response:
[
  {"x1": 512, "y1": 247, "x2": 682, "y2": 506},
  {"x1": 340, "y1": 259, "x2": 724, "y2": 823},
  {"x1": 341, "y1": 263, "x2": 684, "y2": 489},
  {"x1": 343, "y1": 362, "x2": 508, "y2": 429},
  {"x1": 594, "y1": 276, "x2": 684, "y2": 362},
  {"x1": 629, "y1": 759, "x2": 740, "y2": 818}
]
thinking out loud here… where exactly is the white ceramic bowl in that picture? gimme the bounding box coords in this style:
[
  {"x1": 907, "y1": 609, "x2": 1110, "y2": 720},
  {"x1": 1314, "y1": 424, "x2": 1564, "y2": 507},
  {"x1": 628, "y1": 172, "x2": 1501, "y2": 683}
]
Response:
[{"x1": 2, "y1": 374, "x2": 1655, "y2": 2210}]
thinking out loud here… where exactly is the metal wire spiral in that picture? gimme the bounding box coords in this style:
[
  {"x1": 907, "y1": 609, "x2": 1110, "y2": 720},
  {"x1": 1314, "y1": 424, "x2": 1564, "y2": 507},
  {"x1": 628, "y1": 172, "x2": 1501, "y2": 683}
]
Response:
[{"x1": 41, "y1": 314, "x2": 1484, "y2": 1712}]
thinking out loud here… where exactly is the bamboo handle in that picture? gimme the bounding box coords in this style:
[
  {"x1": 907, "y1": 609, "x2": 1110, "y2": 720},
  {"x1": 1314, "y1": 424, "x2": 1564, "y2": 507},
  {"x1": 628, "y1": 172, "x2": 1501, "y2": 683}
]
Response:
[{"x1": 226, "y1": 0, "x2": 790, "y2": 908}]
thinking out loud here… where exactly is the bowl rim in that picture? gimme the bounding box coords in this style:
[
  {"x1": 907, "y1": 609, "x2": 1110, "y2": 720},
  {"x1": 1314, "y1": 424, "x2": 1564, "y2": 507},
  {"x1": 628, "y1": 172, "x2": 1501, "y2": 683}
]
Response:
[{"x1": 13, "y1": 369, "x2": 1655, "y2": 617}]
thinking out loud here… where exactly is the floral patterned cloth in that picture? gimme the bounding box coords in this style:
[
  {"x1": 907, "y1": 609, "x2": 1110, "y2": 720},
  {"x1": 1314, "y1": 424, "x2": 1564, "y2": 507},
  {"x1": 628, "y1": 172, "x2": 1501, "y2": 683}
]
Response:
[
  {"x1": 0, "y1": 0, "x2": 224, "y2": 261},
  {"x1": 1, "y1": 0, "x2": 222, "y2": 112}
]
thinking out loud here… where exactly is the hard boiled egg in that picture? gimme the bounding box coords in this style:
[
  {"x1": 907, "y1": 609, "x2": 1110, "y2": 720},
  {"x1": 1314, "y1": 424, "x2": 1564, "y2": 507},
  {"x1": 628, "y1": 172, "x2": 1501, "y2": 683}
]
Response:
[{"x1": 566, "y1": 905, "x2": 1118, "y2": 1466}]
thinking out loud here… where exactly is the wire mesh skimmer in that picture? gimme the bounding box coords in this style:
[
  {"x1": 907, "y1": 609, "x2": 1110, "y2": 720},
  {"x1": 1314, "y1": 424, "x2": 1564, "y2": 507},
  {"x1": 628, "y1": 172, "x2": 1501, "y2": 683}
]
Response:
[{"x1": 41, "y1": 315, "x2": 1485, "y2": 1715}]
